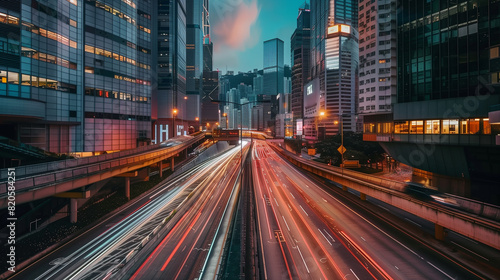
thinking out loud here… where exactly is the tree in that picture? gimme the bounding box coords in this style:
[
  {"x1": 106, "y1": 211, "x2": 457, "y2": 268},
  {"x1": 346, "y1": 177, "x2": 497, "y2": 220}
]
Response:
[{"x1": 314, "y1": 132, "x2": 385, "y2": 166}]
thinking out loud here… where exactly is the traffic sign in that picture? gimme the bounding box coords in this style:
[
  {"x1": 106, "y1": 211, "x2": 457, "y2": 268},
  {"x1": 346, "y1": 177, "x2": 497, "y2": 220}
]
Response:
[{"x1": 337, "y1": 145, "x2": 346, "y2": 154}]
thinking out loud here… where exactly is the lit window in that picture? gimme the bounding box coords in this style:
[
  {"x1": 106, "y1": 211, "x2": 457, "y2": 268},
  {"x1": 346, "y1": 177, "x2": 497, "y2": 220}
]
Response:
[
  {"x1": 483, "y1": 119, "x2": 491, "y2": 134},
  {"x1": 491, "y1": 47, "x2": 499, "y2": 59},
  {"x1": 379, "y1": 59, "x2": 386, "y2": 64},
  {"x1": 425, "y1": 120, "x2": 440, "y2": 134},
  {"x1": 410, "y1": 120, "x2": 423, "y2": 134}
]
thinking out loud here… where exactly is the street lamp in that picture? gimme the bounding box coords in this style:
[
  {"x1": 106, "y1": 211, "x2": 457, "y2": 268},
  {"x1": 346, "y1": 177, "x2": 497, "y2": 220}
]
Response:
[{"x1": 172, "y1": 108, "x2": 178, "y2": 139}]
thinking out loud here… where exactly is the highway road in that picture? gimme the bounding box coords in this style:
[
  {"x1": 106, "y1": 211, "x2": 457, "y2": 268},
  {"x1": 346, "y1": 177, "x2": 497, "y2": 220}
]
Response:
[
  {"x1": 252, "y1": 140, "x2": 489, "y2": 280},
  {"x1": 127, "y1": 143, "x2": 246, "y2": 279},
  {"x1": 8, "y1": 145, "x2": 244, "y2": 280}
]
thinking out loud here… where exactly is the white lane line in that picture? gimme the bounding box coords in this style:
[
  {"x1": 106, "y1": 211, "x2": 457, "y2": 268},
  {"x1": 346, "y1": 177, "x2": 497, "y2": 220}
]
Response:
[
  {"x1": 283, "y1": 216, "x2": 290, "y2": 231},
  {"x1": 274, "y1": 197, "x2": 279, "y2": 207},
  {"x1": 360, "y1": 236, "x2": 366, "y2": 242},
  {"x1": 350, "y1": 269, "x2": 360, "y2": 280},
  {"x1": 376, "y1": 204, "x2": 390, "y2": 212},
  {"x1": 297, "y1": 246, "x2": 310, "y2": 273},
  {"x1": 324, "y1": 230, "x2": 335, "y2": 243},
  {"x1": 426, "y1": 261, "x2": 454, "y2": 279},
  {"x1": 299, "y1": 205, "x2": 309, "y2": 216},
  {"x1": 290, "y1": 192, "x2": 295, "y2": 199},
  {"x1": 456, "y1": 234, "x2": 478, "y2": 244},
  {"x1": 395, "y1": 266, "x2": 399, "y2": 270},
  {"x1": 451, "y1": 241, "x2": 489, "y2": 261},
  {"x1": 305, "y1": 185, "x2": 310, "y2": 188},
  {"x1": 404, "y1": 217, "x2": 422, "y2": 227},
  {"x1": 323, "y1": 198, "x2": 327, "y2": 203},
  {"x1": 318, "y1": 228, "x2": 332, "y2": 245},
  {"x1": 288, "y1": 203, "x2": 292, "y2": 211}
]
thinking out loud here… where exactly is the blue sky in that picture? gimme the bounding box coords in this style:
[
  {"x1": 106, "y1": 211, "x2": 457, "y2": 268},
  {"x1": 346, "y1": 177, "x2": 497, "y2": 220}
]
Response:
[{"x1": 210, "y1": 0, "x2": 308, "y2": 73}]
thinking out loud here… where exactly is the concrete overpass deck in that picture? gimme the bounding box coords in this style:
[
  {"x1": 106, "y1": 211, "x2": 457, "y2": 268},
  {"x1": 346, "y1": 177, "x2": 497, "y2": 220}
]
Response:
[{"x1": 0, "y1": 133, "x2": 205, "y2": 208}]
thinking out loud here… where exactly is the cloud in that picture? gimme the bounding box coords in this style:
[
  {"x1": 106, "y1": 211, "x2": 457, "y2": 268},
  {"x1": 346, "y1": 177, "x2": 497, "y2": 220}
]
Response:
[{"x1": 212, "y1": 0, "x2": 260, "y2": 50}]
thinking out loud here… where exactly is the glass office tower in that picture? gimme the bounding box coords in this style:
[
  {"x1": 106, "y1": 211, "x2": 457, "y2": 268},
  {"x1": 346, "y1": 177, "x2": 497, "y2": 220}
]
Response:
[
  {"x1": 263, "y1": 38, "x2": 284, "y2": 96},
  {"x1": 0, "y1": 0, "x2": 152, "y2": 154},
  {"x1": 364, "y1": 0, "x2": 500, "y2": 203}
]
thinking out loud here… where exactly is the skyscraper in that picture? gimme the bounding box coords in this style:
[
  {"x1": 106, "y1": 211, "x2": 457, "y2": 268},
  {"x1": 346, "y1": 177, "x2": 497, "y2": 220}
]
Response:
[
  {"x1": 291, "y1": 5, "x2": 311, "y2": 137},
  {"x1": 358, "y1": 0, "x2": 397, "y2": 134},
  {"x1": 152, "y1": 0, "x2": 188, "y2": 143},
  {"x1": 263, "y1": 38, "x2": 285, "y2": 96},
  {"x1": 363, "y1": 0, "x2": 500, "y2": 203},
  {"x1": 185, "y1": 0, "x2": 204, "y2": 125},
  {"x1": 308, "y1": 0, "x2": 359, "y2": 140},
  {"x1": 0, "y1": 0, "x2": 153, "y2": 155}
]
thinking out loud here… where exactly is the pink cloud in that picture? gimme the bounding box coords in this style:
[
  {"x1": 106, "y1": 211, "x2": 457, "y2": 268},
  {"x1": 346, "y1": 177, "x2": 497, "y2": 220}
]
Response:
[{"x1": 213, "y1": 0, "x2": 260, "y2": 50}]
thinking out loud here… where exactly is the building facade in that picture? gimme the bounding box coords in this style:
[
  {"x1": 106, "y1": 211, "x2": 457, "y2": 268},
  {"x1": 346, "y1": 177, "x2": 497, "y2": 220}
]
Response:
[
  {"x1": 358, "y1": 0, "x2": 397, "y2": 120},
  {"x1": 152, "y1": 0, "x2": 188, "y2": 143},
  {"x1": 307, "y1": 0, "x2": 359, "y2": 141},
  {"x1": 291, "y1": 6, "x2": 311, "y2": 137},
  {"x1": 364, "y1": 0, "x2": 500, "y2": 203},
  {"x1": 0, "y1": 0, "x2": 153, "y2": 155}
]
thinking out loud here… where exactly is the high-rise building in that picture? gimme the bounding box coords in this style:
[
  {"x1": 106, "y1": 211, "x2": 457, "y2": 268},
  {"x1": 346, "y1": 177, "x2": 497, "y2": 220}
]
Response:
[
  {"x1": 263, "y1": 38, "x2": 285, "y2": 96},
  {"x1": 363, "y1": 0, "x2": 500, "y2": 203},
  {"x1": 185, "y1": 0, "x2": 203, "y2": 125},
  {"x1": 152, "y1": 0, "x2": 188, "y2": 143},
  {"x1": 307, "y1": 0, "x2": 359, "y2": 141},
  {"x1": 291, "y1": 5, "x2": 311, "y2": 137},
  {"x1": 358, "y1": 0, "x2": 397, "y2": 131},
  {"x1": 0, "y1": 0, "x2": 153, "y2": 155}
]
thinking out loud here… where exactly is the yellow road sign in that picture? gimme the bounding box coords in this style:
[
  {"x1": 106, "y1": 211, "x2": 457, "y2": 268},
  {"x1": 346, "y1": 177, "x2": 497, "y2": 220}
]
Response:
[{"x1": 337, "y1": 145, "x2": 346, "y2": 154}]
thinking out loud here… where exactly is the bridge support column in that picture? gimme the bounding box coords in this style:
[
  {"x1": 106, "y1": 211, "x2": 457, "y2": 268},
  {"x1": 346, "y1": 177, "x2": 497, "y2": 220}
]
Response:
[
  {"x1": 70, "y1": 198, "x2": 78, "y2": 223},
  {"x1": 159, "y1": 161, "x2": 163, "y2": 177},
  {"x1": 171, "y1": 157, "x2": 175, "y2": 172},
  {"x1": 342, "y1": 185, "x2": 348, "y2": 191},
  {"x1": 435, "y1": 224, "x2": 446, "y2": 240},
  {"x1": 125, "y1": 177, "x2": 130, "y2": 200},
  {"x1": 360, "y1": 193, "x2": 367, "y2": 200}
]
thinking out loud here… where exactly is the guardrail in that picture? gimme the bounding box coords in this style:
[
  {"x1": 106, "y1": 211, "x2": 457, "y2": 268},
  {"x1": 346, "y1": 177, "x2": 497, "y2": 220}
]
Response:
[{"x1": 0, "y1": 133, "x2": 205, "y2": 206}]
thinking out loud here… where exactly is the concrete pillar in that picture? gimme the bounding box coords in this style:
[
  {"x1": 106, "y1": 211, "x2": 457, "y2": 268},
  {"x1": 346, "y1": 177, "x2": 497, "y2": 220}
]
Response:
[
  {"x1": 125, "y1": 177, "x2": 130, "y2": 200},
  {"x1": 159, "y1": 161, "x2": 163, "y2": 177},
  {"x1": 360, "y1": 193, "x2": 366, "y2": 200},
  {"x1": 435, "y1": 224, "x2": 446, "y2": 240},
  {"x1": 171, "y1": 157, "x2": 175, "y2": 172},
  {"x1": 70, "y1": 198, "x2": 78, "y2": 223},
  {"x1": 342, "y1": 185, "x2": 348, "y2": 191}
]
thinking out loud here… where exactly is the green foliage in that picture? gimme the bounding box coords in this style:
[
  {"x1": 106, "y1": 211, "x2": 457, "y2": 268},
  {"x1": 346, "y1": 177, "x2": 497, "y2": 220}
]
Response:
[{"x1": 314, "y1": 132, "x2": 385, "y2": 166}]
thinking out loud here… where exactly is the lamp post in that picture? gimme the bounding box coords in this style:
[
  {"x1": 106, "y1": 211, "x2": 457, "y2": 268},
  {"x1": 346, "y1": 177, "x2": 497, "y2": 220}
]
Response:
[{"x1": 172, "y1": 108, "x2": 178, "y2": 139}]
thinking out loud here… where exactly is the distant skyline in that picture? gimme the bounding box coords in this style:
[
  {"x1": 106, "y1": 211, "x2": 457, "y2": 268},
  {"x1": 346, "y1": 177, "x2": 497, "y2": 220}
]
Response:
[{"x1": 211, "y1": 0, "x2": 308, "y2": 74}]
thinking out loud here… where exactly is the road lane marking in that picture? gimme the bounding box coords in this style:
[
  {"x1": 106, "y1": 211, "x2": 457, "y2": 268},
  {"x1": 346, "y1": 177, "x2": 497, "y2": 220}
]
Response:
[
  {"x1": 456, "y1": 234, "x2": 478, "y2": 244},
  {"x1": 324, "y1": 230, "x2": 335, "y2": 243},
  {"x1": 283, "y1": 216, "x2": 290, "y2": 231},
  {"x1": 450, "y1": 241, "x2": 489, "y2": 261},
  {"x1": 404, "y1": 218, "x2": 422, "y2": 227},
  {"x1": 318, "y1": 228, "x2": 332, "y2": 245},
  {"x1": 360, "y1": 236, "x2": 366, "y2": 242},
  {"x1": 376, "y1": 204, "x2": 390, "y2": 212},
  {"x1": 274, "y1": 197, "x2": 279, "y2": 207},
  {"x1": 299, "y1": 205, "x2": 309, "y2": 216},
  {"x1": 350, "y1": 269, "x2": 360, "y2": 280},
  {"x1": 426, "y1": 261, "x2": 454, "y2": 279},
  {"x1": 395, "y1": 266, "x2": 399, "y2": 270},
  {"x1": 290, "y1": 192, "x2": 295, "y2": 199},
  {"x1": 297, "y1": 246, "x2": 310, "y2": 273}
]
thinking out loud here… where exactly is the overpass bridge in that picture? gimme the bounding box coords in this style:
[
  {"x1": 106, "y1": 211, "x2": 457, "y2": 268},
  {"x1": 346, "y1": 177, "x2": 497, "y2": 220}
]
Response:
[
  {"x1": 270, "y1": 144, "x2": 500, "y2": 250},
  {"x1": 0, "y1": 133, "x2": 206, "y2": 221}
]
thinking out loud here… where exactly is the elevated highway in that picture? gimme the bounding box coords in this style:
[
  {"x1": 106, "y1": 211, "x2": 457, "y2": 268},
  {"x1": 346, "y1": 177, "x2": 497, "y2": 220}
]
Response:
[
  {"x1": 0, "y1": 133, "x2": 205, "y2": 209},
  {"x1": 270, "y1": 144, "x2": 500, "y2": 250}
]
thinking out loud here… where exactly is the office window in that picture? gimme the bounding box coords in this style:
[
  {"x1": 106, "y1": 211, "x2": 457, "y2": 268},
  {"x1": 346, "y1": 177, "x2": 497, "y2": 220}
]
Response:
[
  {"x1": 483, "y1": 119, "x2": 491, "y2": 134},
  {"x1": 425, "y1": 120, "x2": 440, "y2": 134},
  {"x1": 442, "y1": 119, "x2": 459, "y2": 134},
  {"x1": 394, "y1": 121, "x2": 409, "y2": 133},
  {"x1": 410, "y1": 120, "x2": 424, "y2": 134}
]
